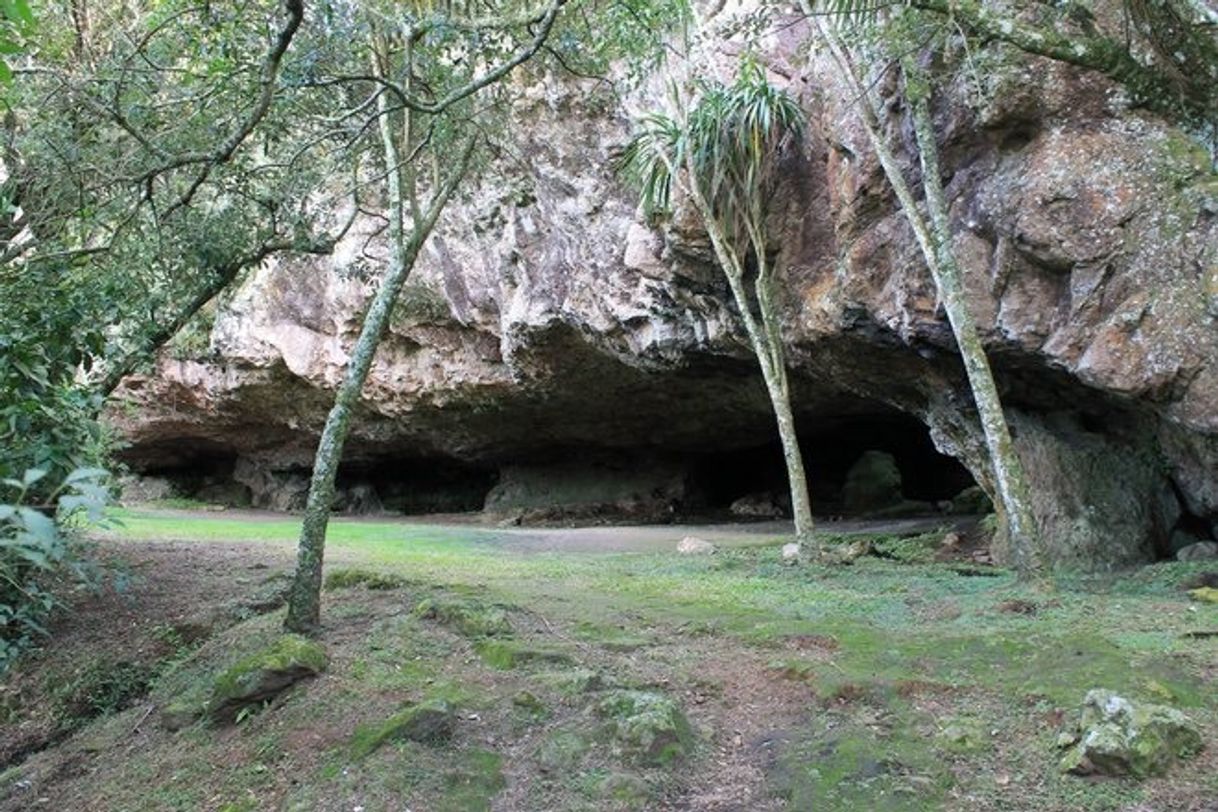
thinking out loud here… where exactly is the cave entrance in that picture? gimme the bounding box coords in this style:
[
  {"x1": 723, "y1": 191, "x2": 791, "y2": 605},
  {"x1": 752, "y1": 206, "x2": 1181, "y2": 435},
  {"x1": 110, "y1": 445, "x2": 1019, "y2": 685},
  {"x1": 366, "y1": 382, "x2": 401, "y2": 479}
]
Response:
[
  {"x1": 686, "y1": 412, "x2": 977, "y2": 520},
  {"x1": 128, "y1": 441, "x2": 252, "y2": 506},
  {"x1": 336, "y1": 456, "x2": 498, "y2": 515}
]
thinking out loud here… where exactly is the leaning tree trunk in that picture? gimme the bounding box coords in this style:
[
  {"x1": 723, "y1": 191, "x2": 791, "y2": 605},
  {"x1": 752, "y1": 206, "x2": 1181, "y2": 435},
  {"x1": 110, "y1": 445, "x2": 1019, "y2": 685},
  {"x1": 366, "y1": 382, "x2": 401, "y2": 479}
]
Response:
[
  {"x1": 815, "y1": 19, "x2": 1048, "y2": 580},
  {"x1": 683, "y1": 163, "x2": 817, "y2": 556},
  {"x1": 904, "y1": 79, "x2": 1046, "y2": 579},
  {"x1": 282, "y1": 134, "x2": 476, "y2": 635}
]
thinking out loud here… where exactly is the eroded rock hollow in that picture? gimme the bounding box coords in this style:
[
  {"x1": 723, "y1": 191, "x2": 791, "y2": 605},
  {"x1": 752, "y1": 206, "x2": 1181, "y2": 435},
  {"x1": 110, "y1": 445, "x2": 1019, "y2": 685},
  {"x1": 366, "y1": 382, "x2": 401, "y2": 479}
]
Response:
[{"x1": 108, "y1": 10, "x2": 1218, "y2": 570}]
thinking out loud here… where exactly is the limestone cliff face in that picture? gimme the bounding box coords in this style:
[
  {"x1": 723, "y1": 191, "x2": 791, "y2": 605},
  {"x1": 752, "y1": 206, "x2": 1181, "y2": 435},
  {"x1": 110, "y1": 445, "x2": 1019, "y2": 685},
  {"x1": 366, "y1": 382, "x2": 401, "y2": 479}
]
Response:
[{"x1": 109, "y1": 10, "x2": 1218, "y2": 568}]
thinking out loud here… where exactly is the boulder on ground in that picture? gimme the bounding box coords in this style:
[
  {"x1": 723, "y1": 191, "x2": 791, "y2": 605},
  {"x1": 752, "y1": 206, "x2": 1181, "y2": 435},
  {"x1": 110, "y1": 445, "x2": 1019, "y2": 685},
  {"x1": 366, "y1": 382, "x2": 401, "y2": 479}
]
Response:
[
  {"x1": 1177, "y1": 541, "x2": 1218, "y2": 562},
  {"x1": 842, "y1": 451, "x2": 904, "y2": 515},
  {"x1": 596, "y1": 690, "x2": 694, "y2": 767},
  {"x1": 676, "y1": 536, "x2": 716, "y2": 555},
  {"x1": 349, "y1": 699, "x2": 456, "y2": 757},
  {"x1": 948, "y1": 485, "x2": 992, "y2": 515},
  {"x1": 336, "y1": 482, "x2": 382, "y2": 514},
  {"x1": 1058, "y1": 689, "x2": 1203, "y2": 778},
  {"x1": 781, "y1": 543, "x2": 801, "y2": 564},
  {"x1": 207, "y1": 635, "x2": 328, "y2": 723},
  {"x1": 729, "y1": 492, "x2": 784, "y2": 519}
]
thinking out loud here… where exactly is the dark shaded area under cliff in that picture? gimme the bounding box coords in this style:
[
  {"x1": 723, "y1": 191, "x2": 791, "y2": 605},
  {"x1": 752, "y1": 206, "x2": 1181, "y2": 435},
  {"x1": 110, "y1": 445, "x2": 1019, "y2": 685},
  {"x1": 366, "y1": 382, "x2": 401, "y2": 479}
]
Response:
[{"x1": 122, "y1": 408, "x2": 975, "y2": 521}]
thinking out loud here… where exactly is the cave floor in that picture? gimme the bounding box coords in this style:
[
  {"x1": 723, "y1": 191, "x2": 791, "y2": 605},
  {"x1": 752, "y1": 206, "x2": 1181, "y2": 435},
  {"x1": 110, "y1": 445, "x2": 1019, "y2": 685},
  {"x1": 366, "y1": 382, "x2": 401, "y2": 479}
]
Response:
[{"x1": 2, "y1": 508, "x2": 1216, "y2": 811}]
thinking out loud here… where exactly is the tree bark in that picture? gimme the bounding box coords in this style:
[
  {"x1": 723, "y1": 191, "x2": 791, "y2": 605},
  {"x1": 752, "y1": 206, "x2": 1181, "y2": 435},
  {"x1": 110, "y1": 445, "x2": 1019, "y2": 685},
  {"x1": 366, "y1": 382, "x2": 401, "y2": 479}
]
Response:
[
  {"x1": 904, "y1": 78, "x2": 1047, "y2": 580},
  {"x1": 282, "y1": 135, "x2": 476, "y2": 635},
  {"x1": 682, "y1": 160, "x2": 817, "y2": 555},
  {"x1": 814, "y1": 17, "x2": 1048, "y2": 580}
]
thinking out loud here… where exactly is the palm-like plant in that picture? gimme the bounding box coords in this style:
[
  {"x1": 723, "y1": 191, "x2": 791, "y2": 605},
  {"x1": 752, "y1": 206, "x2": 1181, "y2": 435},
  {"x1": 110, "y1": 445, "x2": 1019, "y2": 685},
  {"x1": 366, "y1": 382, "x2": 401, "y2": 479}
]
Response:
[{"x1": 621, "y1": 63, "x2": 818, "y2": 555}]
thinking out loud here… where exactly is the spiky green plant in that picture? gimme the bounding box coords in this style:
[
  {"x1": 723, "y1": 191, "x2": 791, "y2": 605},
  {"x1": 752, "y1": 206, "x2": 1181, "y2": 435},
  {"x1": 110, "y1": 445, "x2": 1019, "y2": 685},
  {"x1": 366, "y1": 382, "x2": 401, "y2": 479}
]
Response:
[{"x1": 619, "y1": 61, "x2": 804, "y2": 255}]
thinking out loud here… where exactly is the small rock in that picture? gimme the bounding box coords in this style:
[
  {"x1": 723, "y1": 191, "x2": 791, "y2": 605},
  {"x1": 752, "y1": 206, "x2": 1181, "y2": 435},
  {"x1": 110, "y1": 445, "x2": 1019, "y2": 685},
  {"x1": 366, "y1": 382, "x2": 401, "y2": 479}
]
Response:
[
  {"x1": 1177, "y1": 542, "x2": 1218, "y2": 562},
  {"x1": 599, "y1": 772, "x2": 651, "y2": 805},
  {"x1": 1181, "y1": 571, "x2": 1218, "y2": 591},
  {"x1": 824, "y1": 539, "x2": 872, "y2": 565},
  {"x1": 729, "y1": 492, "x2": 784, "y2": 519},
  {"x1": 781, "y1": 543, "x2": 801, "y2": 564},
  {"x1": 1058, "y1": 689, "x2": 1203, "y2": 778},
  {"x1": 1188, "y1": 587, "x2": 1218, "y2": 604},
  {"x1": 940, "y1": 532, "x2": 962, "y2": 549},
  {"x1": 676, "y1": 536, "x2": 716, "y2": 555}
]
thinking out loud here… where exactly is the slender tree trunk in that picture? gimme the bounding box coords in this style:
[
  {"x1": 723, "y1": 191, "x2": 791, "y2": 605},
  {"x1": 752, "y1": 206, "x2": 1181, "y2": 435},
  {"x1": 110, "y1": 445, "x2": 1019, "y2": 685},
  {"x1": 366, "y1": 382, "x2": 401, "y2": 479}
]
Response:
[
  {"x1": 283, "y1": 134, "x2": 476, "y2": 635},
  {"x1": 682, "y1": 162, "x2": 817, "y2": 555},
  {"x1": 814, "y1": 18, "x2": 1048, "y2": 580},
  {"x1": 904, "y1": 80, "x2": 1046, "y2": 580}
]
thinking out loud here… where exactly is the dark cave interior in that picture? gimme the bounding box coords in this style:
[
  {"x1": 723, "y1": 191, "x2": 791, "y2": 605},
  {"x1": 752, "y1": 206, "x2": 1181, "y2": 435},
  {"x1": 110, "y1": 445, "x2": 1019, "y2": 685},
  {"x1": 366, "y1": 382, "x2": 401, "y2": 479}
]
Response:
[{"x1": 126, "y1": 410, "x2": 977, "y2": 520}]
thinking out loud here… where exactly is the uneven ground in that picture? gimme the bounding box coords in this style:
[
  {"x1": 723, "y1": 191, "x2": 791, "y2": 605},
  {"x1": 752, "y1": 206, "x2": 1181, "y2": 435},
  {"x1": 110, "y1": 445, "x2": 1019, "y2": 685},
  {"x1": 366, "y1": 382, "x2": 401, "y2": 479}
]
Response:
[{"x1": 1, "y1": 508, "x2": 1217, "y2": 811}]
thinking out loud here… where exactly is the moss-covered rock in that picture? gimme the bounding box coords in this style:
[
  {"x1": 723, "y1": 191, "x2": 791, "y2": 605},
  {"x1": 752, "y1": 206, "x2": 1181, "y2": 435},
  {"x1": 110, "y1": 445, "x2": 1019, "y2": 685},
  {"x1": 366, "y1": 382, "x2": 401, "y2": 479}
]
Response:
[
  {"x1": 537, "y1": 668, "x2": 610, "y2": 695},
  {"x1": 535, "y1": 730, "x2": 589, "y2": 771},
  {"x1": 349, "y1": 699, "x2": 457, "y2": 758},
  {"x1": 1058, "y1": 690, "x2": 1204, "y2": 778},
  {"x1": 842, "y1": 451, "x2": 904, "y2": 515},
  {"x1": 512, "y1": 690, "x2": 546, "y2": 716},
  {"x1": 474, "y1": 639, "x2": 572, "y2": 670},
  {"x1": 414, "y1": 596, "x2": 513, "y2": 638},
  {"x1": 596, "y1": 690, "x2": 694, "y2": 767},
  {"x1": 324, "y1": 568, "x2": 408, "y2": 591},
  {"x1": 1188, "y1": 586, "x2": 1218, "y2": 604},
  {"x1": 599, "y1": 772, "x2": 651, "y2": 807},
  {"x1": 207, "y1": 635, "x2": 328, "y2": 723},
  {"x1": 936, "y1": 717, "x2": 991, "y2": 754}
]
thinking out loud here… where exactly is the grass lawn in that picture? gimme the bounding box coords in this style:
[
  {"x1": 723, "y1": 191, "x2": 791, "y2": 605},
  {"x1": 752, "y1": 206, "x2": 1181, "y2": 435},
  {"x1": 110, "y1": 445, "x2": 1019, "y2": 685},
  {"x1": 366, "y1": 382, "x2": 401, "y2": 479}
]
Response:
[{"x1": 3, "y1": 507, "x2": 1216, "y2": 810}]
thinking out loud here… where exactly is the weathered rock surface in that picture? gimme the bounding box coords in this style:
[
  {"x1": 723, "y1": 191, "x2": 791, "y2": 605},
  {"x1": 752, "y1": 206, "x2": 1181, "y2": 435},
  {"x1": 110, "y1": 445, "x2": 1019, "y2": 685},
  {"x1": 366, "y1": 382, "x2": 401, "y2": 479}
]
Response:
[
  {"x1": 1058, "y1": 690, "x2": 1203, "y2": 778},
  {"x1": 676, "y1": 536, "x2": 716, "y2": 555},
  {"x1": 729, "y1": 492, "x2": 785, "y2": 519},
  {"x1": 349, "y1": 699, "x2": 457, "y2": 757},
  {"x1": 841, "y1": 451, "x2": 904, "y2": 515},
  {"x1": 107, "y1": 4, "x2": 1218, "y2": 569},
  {"x1": 1177, "y1": 541, "x2": 1218, "y2": 562},
  {"x1": 207, "y1": 635, "x2": 328, "y2": 724},
  {"x1": 596, "y1": 690, "x2": 694, "y2": 767}
]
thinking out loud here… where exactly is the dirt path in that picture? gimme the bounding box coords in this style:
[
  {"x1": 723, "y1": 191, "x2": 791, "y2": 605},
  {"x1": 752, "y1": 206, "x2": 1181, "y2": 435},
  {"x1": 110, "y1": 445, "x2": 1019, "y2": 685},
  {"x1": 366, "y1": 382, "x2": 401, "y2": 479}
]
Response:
[
  {"x1": 484, "y1": 516, "x2": 966, "y2": 554},
  {"x1": 127, "y1": 505, "x2": 969, "y2": 554}
]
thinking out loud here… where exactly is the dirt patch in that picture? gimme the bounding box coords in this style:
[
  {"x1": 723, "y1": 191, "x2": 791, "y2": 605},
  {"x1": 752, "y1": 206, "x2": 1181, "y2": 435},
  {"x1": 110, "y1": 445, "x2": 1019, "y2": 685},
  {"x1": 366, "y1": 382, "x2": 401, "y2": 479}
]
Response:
[{"x1": 0, "y1": 541, "x2": 294, "y2": 770}]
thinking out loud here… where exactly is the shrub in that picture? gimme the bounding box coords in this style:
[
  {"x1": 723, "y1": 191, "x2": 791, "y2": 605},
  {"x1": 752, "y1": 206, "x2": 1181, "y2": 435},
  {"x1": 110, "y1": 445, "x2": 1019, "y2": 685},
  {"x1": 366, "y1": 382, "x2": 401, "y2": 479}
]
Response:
[{"x1": 0, "y1": 467, "x2": 111, "y2": 674}]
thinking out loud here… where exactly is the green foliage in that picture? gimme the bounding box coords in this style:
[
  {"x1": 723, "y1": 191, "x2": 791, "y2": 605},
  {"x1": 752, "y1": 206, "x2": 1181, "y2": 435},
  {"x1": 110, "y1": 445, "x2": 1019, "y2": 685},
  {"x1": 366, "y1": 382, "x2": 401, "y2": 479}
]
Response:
[
  {"x1": 0, "y1": 0, "x2": 34, "y2": 83},
  {"x1": 324, "y1": 568, "x2": 408, "y2": 591},
  {"x1": 51, "y1": 658, "x2": 154, "y2": 728},
  {"x1": 619, "y1": 59, "x2": 804, "y2": 252},
  {"x1": 0, "y1": 467, "x2": 112, "y2": 673},
  {"x1": 0, "y1": 266, "x2": 112, "y2": 498},
  {"x1": 166, "y1": 306, "x2": 216, "y2": 361}
]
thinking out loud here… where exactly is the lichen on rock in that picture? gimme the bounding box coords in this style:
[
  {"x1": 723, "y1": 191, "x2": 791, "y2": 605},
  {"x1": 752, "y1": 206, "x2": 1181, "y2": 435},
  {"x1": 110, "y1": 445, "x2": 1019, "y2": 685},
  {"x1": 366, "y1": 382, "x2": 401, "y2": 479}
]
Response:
[
  {"x1": 596, "y1": 689, "x2": 695, "y2": 767},
  {"x1": 1058, "y1": 689, "x2": 1204, "y2": 778}
]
